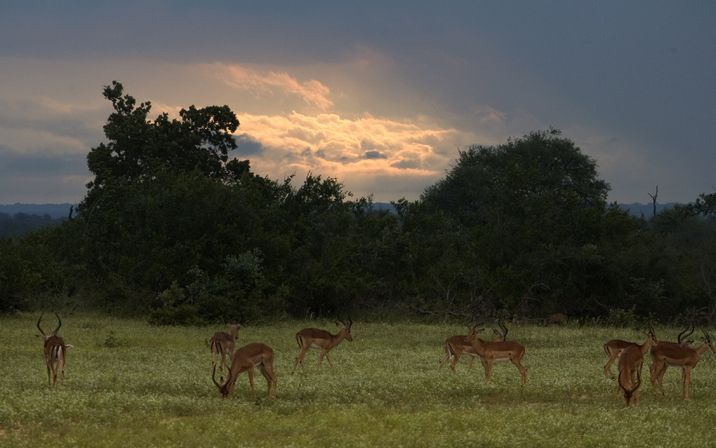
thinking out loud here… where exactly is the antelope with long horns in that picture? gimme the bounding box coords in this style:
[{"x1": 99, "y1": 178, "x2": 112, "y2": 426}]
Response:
[
  {"x1": 212, "y1": 342, "x2": 277, "y2": 399},
  {"x1": 37, "y1": 313, "x2": 67, "y2": 386}
]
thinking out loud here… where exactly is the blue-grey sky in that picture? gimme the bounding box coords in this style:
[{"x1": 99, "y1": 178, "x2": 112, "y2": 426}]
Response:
[{"x1": 0, "y1": 1, "x2": 714, "y2": 203}]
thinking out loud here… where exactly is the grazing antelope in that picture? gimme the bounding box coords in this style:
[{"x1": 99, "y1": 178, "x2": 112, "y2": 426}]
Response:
[
  {"x1": 466, "y1": 328, "x2": 528, "y2": 385},
  {"x1": 212, "y1": 342, "x2": 277, "y2": 399},
  {"x1": 602, "y1": 325, "x2": 657, "y2": 378},
  {"x1": 209, "y1": 324, "x2": 241, "y2": 373},
  {"x1": 617, "y1": 345, "x2": 644, "y2": 406},
  {"x1": 293, "y1": 319, "x2": 353, "y2": 373},
  {"x1": 650, "y1": 330, "x2": 714, "y2": 399},
  {"x1": 37, "y1": 313, "x2": 67, "y2": 386}
]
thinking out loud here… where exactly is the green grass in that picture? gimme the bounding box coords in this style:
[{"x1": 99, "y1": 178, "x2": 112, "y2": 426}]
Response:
[{"x1": 1, "y1": 315, "x2": 715, "y2": 447}]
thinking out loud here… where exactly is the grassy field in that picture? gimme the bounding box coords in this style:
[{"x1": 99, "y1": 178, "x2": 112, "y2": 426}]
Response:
[{"x1": 1, "y1": 315, "x2": 715, "y2": 447}]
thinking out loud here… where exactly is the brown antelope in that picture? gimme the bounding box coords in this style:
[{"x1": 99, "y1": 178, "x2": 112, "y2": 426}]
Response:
[
  {"x1": 293, "y1": 319, "x2": 353, "y2": 372},
  {"x1": 602, "y1": 325, "x2": 657, "y2": 378},
  {"x1": 440, "y1": 321, "x2": 509, "y2": 371},
  {"x1": 650, "y1": 330, "x2": 714, "y2": 399},
  {"x1": 37, "y1": 313, "x2": 67, "y2": 386},
  {"x1": 466, "y1": 328, "x2": 528, "y2": 385},
  {"x1": 645, "y1": 324, "x2": 694, "y2": 382},
  {"x1": 212, "y1": 342, "x2": 277, "y2": 399},
  {"x1": 209, "y1": 324, "x2": 241, "y2": 372},
  {"x1": 439, "y1": 325, "x2": 482, "y2": 370},
  {"x1": 617, "y1": 345, "x2": 644, "y2": 406}
]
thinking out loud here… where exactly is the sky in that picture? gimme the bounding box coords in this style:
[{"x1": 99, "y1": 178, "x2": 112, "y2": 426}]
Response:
[{"x1": 0, "y1": 1, "x2": 714, "y2": 204}]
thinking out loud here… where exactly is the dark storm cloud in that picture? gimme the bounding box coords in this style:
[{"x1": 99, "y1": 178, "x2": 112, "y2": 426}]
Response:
[
  {"x1": 0, "y1": 1, "x2": 714, "y2": 202},
  {"x1": 235, "y1": 134, "x2": 265, "y2": 156}
]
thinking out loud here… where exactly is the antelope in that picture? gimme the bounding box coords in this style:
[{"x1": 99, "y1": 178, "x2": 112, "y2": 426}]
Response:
[
  {"x1": 650, "y1": 330, "x2": 714, "y2": 399},
  {"x1": 440, "y1": 321, "x2": 509, "y2": 371},
  {"x1": 439, "y1": 325, "x2": 482, "y2": 371},
  {"x1": 602, "y1": 325, "x2": 657, "y2": 378},
  {"x1": 466, "y1": 328, "x2": 528, "y2": 385},
  {"x1": 617, "y1": 345, "x2": 644, "y2": 406},
  {"x1": 209, "y1": 324, "x2": 241, "y2": 373},
  {"x1": 293, "y1": 319, "x2": 353, "y2": 373},
  {"x1": 211, "y1": 342, "x2": 277, "y2": 399},
  {"x1": 37, "y1": 313, "x2": 67, "y2": 386},
  {"x1": 646, "y1": 324, "x2": 694, "y2": 382}
]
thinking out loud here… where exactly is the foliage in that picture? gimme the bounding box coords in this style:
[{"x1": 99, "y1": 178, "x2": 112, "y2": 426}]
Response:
[
  {"x1": 0, "y1": 231, "x2": 66, "y2": 312},
  {"x1": 2, "y1": 82, "x2": 715, "y2": 323}
]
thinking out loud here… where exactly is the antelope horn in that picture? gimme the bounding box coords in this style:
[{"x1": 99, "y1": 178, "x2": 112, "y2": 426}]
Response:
[
  {"x1": 53, "y1": 312, "x2": 62, "y2": 335},
  {"x1": 499, "y1": 319, "x2": 508, "y2": 339},
  {"x1": 36, "y1": 313, "x2": 46, "y2": 337},
  {"x1": 678, "y1": 324, "x2": 695, "y2": 344},
  {"x1": 211, "y1": 366, "x2": 222, "y2": 388},
  {"x1": 677, "y1": 324, "x2": 693, "y2": 344}
]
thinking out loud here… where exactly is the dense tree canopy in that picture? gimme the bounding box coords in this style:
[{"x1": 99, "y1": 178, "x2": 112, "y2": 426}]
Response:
[{"x1": 1, "y1": 83, "x2": 714, "y2": 325}]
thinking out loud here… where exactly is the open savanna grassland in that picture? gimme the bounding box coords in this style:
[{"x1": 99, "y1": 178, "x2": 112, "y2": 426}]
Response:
[{"x1": 1, "y1": 315, "x2": 715, "y2": 448}]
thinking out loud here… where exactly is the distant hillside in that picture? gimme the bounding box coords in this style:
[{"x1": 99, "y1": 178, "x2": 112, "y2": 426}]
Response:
[
  {"x1": 0, "y1": 203, "x2": 75, "y2": 219},
  {"x1": 618, "y1": 202, "x2": 677, "y2": 218},
  {"x1": 371, "y1": 202, "x2": 678, "y2": 218}
]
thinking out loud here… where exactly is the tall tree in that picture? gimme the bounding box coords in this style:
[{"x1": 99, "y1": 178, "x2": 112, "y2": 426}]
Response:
[
  {"x1": 85, "y1": 81, "x2": 240, "y2": 195},
  {"x1": 418, "y1": 130, "x2": 623, "y2": 314}
]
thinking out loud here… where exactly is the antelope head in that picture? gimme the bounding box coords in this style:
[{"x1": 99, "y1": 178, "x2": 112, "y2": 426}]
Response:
[
  {"x1": 212, "y1": 365, "x2": 232, "y2": 398},
  {"x1": 336, "y1": 318, "x2": 353, "y2": 342}
]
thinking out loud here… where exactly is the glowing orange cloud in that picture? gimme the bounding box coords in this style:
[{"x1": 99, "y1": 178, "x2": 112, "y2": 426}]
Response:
[
  {"x1": 233, "y1": 111, "x2": 475, "y2": 200},
  {"x1": 209, "y1": 63, "x2": 333, "y2": 111}
]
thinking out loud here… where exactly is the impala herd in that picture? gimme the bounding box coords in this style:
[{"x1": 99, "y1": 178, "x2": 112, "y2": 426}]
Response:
[{"x1": 35, "y1": 314, "x2": 714, "y2": 406}]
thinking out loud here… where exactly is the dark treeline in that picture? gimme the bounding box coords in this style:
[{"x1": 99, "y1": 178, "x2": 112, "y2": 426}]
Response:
[{"x1": 1, "y1": 82, "x2": 715, "y2": 324}]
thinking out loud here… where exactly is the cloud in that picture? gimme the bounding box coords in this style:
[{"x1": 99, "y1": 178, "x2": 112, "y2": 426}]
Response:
[
  {"x1": 233, "y1": 111, "x2": 473, "y2": 200},
  {"x1": 0, "y1": 97, "x2": 105, "y2": 154},
  {"x1": 0, "y1": 145, "x2": 90, "y2": 202},
  {"x1": 210, "y1": 63, "x2": 333, "y2": 111},
  {"x1": 235, "y1": 133, "x2": 265, "y2": 156},
  {"x1": 362, "y1": 150, "x2": 386, "y2": 160}
]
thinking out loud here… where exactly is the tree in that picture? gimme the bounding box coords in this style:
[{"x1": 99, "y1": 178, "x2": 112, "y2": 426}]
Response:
[
  {"x1": 85, "y1": 81, "x2": 240, "y2": 195},
  {"x1": 418, "y1": 130, "x2": 624, "y2": 315}
]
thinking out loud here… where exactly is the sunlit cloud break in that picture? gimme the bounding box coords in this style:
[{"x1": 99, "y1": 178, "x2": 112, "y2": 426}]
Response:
[
  {"x1": 233, "y1": 111, "x2": 473, "y2": 199},
  {"x1": 212, "y1": 63, "x2": 333, "y2": 110}
]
